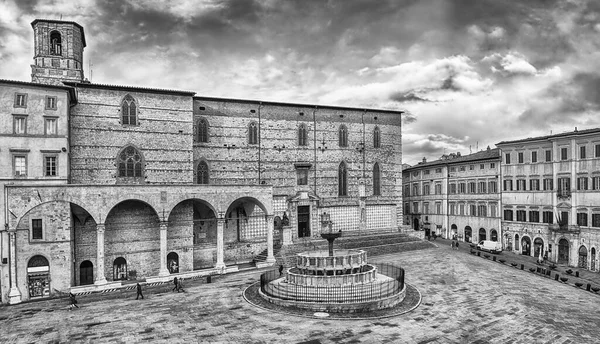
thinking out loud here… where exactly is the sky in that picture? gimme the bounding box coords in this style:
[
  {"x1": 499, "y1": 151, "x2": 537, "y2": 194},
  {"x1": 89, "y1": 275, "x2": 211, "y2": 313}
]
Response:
[{"x1": 1, "y1": 0, "x2": 600, "y2": 165}]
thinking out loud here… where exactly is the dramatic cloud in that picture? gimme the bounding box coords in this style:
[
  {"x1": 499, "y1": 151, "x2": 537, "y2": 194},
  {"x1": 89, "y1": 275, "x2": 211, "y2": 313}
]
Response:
[{"x1": 1, "y1": 0, "x2": 599, "y2": 164}]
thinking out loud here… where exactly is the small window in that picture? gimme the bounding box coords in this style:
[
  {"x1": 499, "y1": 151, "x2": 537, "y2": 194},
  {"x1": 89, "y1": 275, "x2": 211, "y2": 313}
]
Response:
[
  {"x1": 596, "y1": 144, "x2": 600, "y2": 158},
  {"x1": 197, "y1": 161, "x2": 209, "y2": 184},
  {"x1": 529, "y1": 211, "x2": 539, "y2": 223},
  {"x1": 248, "y1": 122, "x2": 258, "y2": 144},
  {"x1": 197, "y1": 118, "x2": 209, "y2": 143},
  {"x1": 31, "y1": 219, "x2": 43, "y2": 240},
  {"x1": 424, "y1": 170, "x2": 430, "y2": 175},
  {"x1": 504, "y1": 210, "x2": 513, "y2": 221},
  {"x1": 577, "y1": 213, "x2": 588, "y2": 226},
  {"x1": 531, "y1": 151, "x2": 537, "y2": 163},
  {"x1": 580, "y1": 146, "x2": 586, "y2": 159},
  {"x1": 298, "y1": 123, "x2": 308, "y2": 146},
  {"x1": 14, "y1": 93, "x2": 27, "y2": 108},
  {"x1": 44, "y1": 156, "x2": 57, "y2": 176},
  {"x1": 338, "y1": 125, "x2": 348, "y2": 147},
  {"x1": 297, "y1": 168, "x2": 309, "y2": 185},
  {"x1": 518, "y1": 152, "x2": 524, "y2": 163},
  {"x1": 435, "y1": 168, "x2": 442, "y2": 173},
  {"x1": 490, "y1": 163, "x2": 496, "y2": 168},
  {"x1": 543, "y1": 178, "x2": 553, "y2": 191},
  {"x1": 117, "y1": 146, "x2": 143, "y2": 178},
  {"x1": 45, "y1": 96, "x2": 57, "y2": 110},
  {"x1": 450, "y1": 167, "x2": 456, "y2": 172},
  {"x1": 14, "y1": 155, "x2": 27, "y2": 177},
  {"x1": 505, "y1": 153, "x2": 511, "y2": 164},
  {"x1": 121, "y1": 95, "x2": 137, "y2": 125},
  {"x1": 338, "y1": 161, "x2": 348, "y2": 196},
  {"x1": 546, "y1": 150, "x2": 552, "y2": 162},
  {"x1": 373, "y1": 163, "x2": 381, "y2": 195},
  {"x1": 577, "y1": 177, "x2": 588, "y2": 190},
  {"x1": 469, "y1": 165, "x2": 474, "y2": 170},
  {"x1": 460, "y1": 166, "x2": 465, "y2": 171},
  {"x1": 480, "y1": 164, "x2": 484, "y2": 169},
  {"x1": 45, "y1": 118, "x2": 57, "y2": 135},
  {"x1": 13, "y1": 116, "x2": 27, "y2": 134},
  {"x1": 560, "y1": 147, "x2": 568, "y2": 160},
  {"x1": 373, "y1": 126, "x2": 381, "y2": 148},
  {"x1": 530, "y1": 179, "x2": 540, "y2": 191},
  {"x1": 488, "y1": 181, "x2": 497, "y2": 193}
]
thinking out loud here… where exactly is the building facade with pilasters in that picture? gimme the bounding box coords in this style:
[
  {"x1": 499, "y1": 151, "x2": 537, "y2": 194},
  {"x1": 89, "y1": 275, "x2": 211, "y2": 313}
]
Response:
[
  {"x1": 0, "y1": 19, "x2": 404, "y2": 304},
  {"x1": 498, "y1": 128, "x2": 600, "y2": 271}
]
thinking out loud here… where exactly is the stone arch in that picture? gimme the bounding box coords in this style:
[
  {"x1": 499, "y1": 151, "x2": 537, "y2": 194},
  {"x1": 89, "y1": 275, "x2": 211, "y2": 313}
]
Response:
[
  {"x1": 478, "y1": 228, "x2": 487, "y2": 242},
  {"x1": 116, "y1": 144, "x2": 145, "y2": 181},
  {"x1": 224, "y1": 197, "x2": 270, "y2": 243},
  {"x1": 578, "y1": 245, "x2": 588, "y2": 269},
  {"x1": 591, "y1": 247, "x2": 597, "y2": 272},
  {"x1": 50, "y1": 30, "x2": 62, "y2": 55},
  {"x1": 533, "y1": 237, "x2": 544, "y2": 258},
  {"x1": 521, "y1": 235, "x2": 532, "y2": 256},
  {"x1": 14, "y1": 200, "x2": 97, "y2": 233},
  {"x1": 27, "y1": 254, "x2": 51, "y2": 298},
  {"x1": 464, "y1": 226, "x2": 472, "y2": 243},
  {"x1": 490, "y1": 229, "x2": 498, "y2": 242}
]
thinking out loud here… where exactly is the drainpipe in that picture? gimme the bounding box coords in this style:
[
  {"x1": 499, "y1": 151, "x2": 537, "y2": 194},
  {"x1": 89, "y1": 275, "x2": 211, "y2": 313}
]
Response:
[
  {"x1": 258, "y1": 102, "x2": 263, "y2": 184},
  {"x1": 312, "y1": 106, "x2": 318, "y2": 196}
]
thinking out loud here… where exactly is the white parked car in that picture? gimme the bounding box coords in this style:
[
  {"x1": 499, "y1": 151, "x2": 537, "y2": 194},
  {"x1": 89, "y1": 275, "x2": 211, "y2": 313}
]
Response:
[{"x1": 477, "y1": 240, "x2": 503, "y2": 254}]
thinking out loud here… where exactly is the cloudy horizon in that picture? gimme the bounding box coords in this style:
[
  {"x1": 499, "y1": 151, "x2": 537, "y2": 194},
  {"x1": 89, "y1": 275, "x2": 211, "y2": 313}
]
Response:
[{"x1": 2, "y1": 0, "x2": 599, "y2": 165}]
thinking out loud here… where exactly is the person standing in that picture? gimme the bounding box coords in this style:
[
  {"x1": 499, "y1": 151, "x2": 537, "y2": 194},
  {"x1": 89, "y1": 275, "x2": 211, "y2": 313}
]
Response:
[
  {"x1": 136, "y1": 282, "x2": 144, "y2": 300},
  {"x1": 69, "y1": 292, "x2": 79, "y2": 310},
  {"x1": 177, "y1": 277, "x2": 184, "y2": 292},
  {"x1": 278, "y1": 264, "x2": 284, "y2": 276},
  {"x1": 172, "y1": 277, "x2": 178, "y2": 292}
]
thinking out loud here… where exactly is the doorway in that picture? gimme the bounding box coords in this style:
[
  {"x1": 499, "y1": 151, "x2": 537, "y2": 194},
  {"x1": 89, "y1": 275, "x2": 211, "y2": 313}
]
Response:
[
  {"x1": 80, "y1": 260, "x2": 94, "y2": 285},
  {"x1": 578, "y1": 246, "x2": 588, "y2": 269},
  {"x1": 522, "y1": 236, "x2": 531, "y2": 256},
  {"x1": 464, "y1": 226, "x2": 472, "y2": 243},
  {"x1": 413, "y1": 218, "x2": 419, "y2": 231},
  {"x1": 478, "y1": 228, "x2": 487, "y2": 242},
  {"x1": 558, "y1": 239, "x2": 569, "y2": 264},
  {"x1": 113, "y1": 257, "x2": 128, "y2": 281},
  {"x1": 27, "y1": 255, "x2": 50, "y2": 299},
  {"x1": 298, "y1": 206, "x2": 310, "y2": 238},
  {"x1": 168, "y1": 252, "x2": 179, "y2": 273}
]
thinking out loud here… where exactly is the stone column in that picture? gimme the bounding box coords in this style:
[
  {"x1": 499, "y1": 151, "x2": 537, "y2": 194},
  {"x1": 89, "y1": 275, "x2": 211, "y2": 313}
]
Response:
[
  {"x1": 159, "y1": 222, "x2": 169, "y2": 277},
  {"x1": 8, "y1": 230, "x2": 22, "y2": 304},
  {"x1": 266, "y1": 215, "x2": 276, "y2": 264},
  {"x1": 215, "y1": 218, "x2": 225, "y2": 269},
  {"x1": 95, "y1": 224, "x2": 107, "y2": 285}
]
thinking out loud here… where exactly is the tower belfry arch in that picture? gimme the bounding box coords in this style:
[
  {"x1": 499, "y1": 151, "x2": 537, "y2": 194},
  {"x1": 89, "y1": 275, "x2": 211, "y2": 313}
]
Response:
[{"x1": 30, "y1": 19, "x2": 86, "y2": 85}]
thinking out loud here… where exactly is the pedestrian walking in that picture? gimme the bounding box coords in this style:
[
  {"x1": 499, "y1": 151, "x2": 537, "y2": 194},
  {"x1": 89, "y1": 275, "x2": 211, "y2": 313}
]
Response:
[
  {"x1": 69, "y1": 292, "x2": 79, "y2": 310},
  {"x1": 136, "y1": 282, "x2": 144, "y2": 300},
  {"x1": 177, "y1": 277, "x2": 184, "y2": 292},
  {"x1": 278, "y1": 264, "x2": 284, "y2": 276},
  {"x1": 172, "y1": 277, "x2": 178, "y2": 292}
]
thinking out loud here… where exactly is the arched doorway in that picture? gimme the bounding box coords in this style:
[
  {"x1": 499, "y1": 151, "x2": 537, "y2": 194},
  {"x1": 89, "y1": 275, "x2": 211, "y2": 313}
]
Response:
[
  {"x1": 558, "y1": 239, "x2": 569, "y2": 264},
  {"x1": 451, "y1": 224, "x2": 457, "y2": 241},
  {"x1": 464, "y1": 226, "x2": 472, "y2": 243},
  {"x1": 113, "y1": 257, "x2": 128, "y2": 281},
  {"x1": 578, "y1": 246, "x2": 588, "y2": 269},
  {"x1": 80, "y1": 260, "x2": 94, "y2": 285},
  {"x1": 490, "y1": 229, "x2": 498, "y2": 242},
  {"x1": 27, "y1": 255, "x2": 50, "y2": 299},
  {"x1": 479, "y1": 228, "x2": 487, "y2": 242},
  {"x1": 521, "y1": 236, "x2": 531, "y2": 256},
  {"x1": 413, "y1": 218, "x2": 419, "y2": 231},
  {"x1": 592, "y1": 248, "x2": 597, "y2": 272},
  {"x1": 167, "y1": 252, "x2": 179, "y2": 273},
  {"x1": 514, "y1": 234, "x2": 520, "y2": 252},
  {"x1": 534, "y1": 238, "x2": 544, "y2": 258}
]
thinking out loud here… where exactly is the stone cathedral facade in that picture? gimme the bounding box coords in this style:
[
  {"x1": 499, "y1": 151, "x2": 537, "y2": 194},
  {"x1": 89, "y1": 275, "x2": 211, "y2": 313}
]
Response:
[{"x1": 0, "y1": 20, "x2": 403, "y2": 303}]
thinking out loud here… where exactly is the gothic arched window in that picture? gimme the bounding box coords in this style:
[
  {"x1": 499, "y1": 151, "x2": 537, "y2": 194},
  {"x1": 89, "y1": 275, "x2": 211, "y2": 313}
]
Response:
[
  {"x1": 298, "y1": 123, "x2": 308, "y2": 146},
  {"x1": 197, "y1": 161, "x2": 209, "y2": 184},
  {"x1": 338, "y1": 161, "x2": 348, "y2": 196},
  {"x1": 50, "y1": 31, "x2": 62, "y2": 55},
  {"x1": 373, "y1": 126, "x2": 381, "y2": 148},
  {"x1": 121, "y1": 95, "x2": 138, "y2": 125},
  {"x1": 249, "y1": 122, "x2": 258, "y2": 144},
  {"x1": 117, "y1": 145, "x2": 143, "y2": 178},
  {"x1": 198, "y1": 118, "x2": 209, "y2": 143},
  {"x1": 339, "y1": 125, "x2": 348, "y2": 147},
  {"x1": 373, "y1": 163, "x2": 381, "y2": 196}
]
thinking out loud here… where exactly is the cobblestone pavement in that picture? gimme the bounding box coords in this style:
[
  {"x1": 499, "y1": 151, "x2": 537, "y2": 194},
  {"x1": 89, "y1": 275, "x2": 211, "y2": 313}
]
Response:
[{"x1": 1, "y1": 242, "x2": 600, "y2": 344}]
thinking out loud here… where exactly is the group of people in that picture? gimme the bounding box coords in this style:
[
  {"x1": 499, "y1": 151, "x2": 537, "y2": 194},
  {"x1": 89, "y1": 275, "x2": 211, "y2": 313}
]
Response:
[
  {"x1": 451, "y1": 234, "x2": 459, "y2": 250},
  {"x1": 172, "y1": 277, "x2": 185, "y2": 292}
]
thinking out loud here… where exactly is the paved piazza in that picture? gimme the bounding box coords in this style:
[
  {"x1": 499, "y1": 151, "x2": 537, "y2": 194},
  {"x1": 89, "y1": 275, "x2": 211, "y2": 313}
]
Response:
[{"x1": 1, "y1": 241, "x2": 599, "y2": 344}]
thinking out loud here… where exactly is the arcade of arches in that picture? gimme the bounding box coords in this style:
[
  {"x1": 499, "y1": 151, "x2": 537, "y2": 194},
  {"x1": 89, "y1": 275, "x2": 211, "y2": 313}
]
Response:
[{"x1": 6, "y1": 185, "x2": 275, "y2": 303}]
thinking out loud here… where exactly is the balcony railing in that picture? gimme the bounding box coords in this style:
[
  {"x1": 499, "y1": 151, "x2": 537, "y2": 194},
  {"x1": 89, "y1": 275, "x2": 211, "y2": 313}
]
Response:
[{"x1": 549, "y1": 224, "x2": 580, "y2": 233}]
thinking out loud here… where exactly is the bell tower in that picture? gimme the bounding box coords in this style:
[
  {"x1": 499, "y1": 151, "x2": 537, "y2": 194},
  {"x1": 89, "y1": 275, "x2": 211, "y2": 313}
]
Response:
[{"x1": 30, "y1": 19, "x2": 86, "y2": 85}]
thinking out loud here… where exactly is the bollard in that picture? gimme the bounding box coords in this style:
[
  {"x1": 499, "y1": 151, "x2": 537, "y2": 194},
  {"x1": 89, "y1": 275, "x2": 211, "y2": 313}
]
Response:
[
  {"x1": 587, "y1": 283, "x2": 591, "y2": 292},
  {"x1": 555, "y1": 274, "x2": 559, "y2": 281},
  {"x1": 493, "y1": 256, "x2": 496, "y2": 262},
  {"x1": 576, "y1": 271, "x2": 579, "y2": 278},
  {"x1": 536, "y1": 267, "x2": 541, "y2": 273},
  {"x1": 207, "y1": 275, "x2": 212, "y2": 283},
  {"x1": 520, "y1": 264, "x2": 524, "y2": 270},
  {"x1": 477, "y1": 252, "x2": 481, "y2": 257}
]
